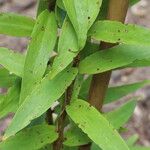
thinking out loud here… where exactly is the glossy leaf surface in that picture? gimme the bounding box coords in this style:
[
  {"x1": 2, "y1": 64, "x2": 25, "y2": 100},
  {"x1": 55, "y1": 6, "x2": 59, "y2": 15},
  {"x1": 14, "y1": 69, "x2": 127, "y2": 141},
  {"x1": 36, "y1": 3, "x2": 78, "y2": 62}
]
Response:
[
  {"x1": 49, "y1": 18, "x2": 78, "y2": 79},
  {"x1": 89, "y1": 21, "x2": 150, "y2": 46},
  {"x1": 79, "y1": 45, "x2": 150, "y2": 74},
  {"x1": 5, "y1": 67, "x2": 78, "y2": 138},
  {"x1": 63, "y1": 0, "x2": 102, "y2": 48},
  {"x1": 67, "y1": 99, "x2": 129, "y2": 150},
  {"x1": 20, "y1": 10, "x2": 57, "y2": 104}
]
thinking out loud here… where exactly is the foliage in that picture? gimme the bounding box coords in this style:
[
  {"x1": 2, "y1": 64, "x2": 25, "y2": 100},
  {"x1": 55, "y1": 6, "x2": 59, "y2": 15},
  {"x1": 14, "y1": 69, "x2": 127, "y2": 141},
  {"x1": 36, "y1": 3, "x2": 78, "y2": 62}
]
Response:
[{"x1": 0, "y1": 0, "x2": 149, "y2": 150}]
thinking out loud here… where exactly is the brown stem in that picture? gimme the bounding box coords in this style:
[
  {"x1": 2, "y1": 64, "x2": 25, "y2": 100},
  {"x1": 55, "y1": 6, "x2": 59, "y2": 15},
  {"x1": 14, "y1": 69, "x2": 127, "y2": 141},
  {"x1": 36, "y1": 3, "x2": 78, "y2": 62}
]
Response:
[
  {"x1": 79, "y1": 0, "x2": 129, "y2": 149},
  {"x1": 48, "y1": 0, "x2": 56, "y2": 11},
  {"x1": 53, "y1": 56, "x2": 80, "y2": 150},
  {"x1": 53, "y1": 84, "x2": 74, "y2": 150},
  {"x1": 46, "y1": 108, "x2": 53, "y2": 125}
]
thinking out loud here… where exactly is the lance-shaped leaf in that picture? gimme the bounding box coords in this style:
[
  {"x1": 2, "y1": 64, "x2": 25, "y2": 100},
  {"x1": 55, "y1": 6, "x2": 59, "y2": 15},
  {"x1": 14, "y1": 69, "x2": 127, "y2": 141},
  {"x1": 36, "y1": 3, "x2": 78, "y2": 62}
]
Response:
[
  {"x1": 79, "y1": 45, "x2": 150, "y2": 74},
  {"x1": 79, "y1": 78, "x2": 150, "y2": 104},
  {"x1": 0, "y1": 125, "x2": 58, "y2": 150},
  {"x1": 130, "y1": 146, "x2": 150, "y2": 150},
  {"x1": 104, "y1": 100, "x2": 136, "y2": 129},
  {"x1": 4, "y1": 67, "x2": 78, "y2": 138},
  {"x1": 20, "y1": 10, "x2": 57, "y2": 104},
  {"x1": 0, "y1": 68, "x2": 16, "y2": 88},
  {"x1": 105, "y1": 80, "x2": 150, "y2": 104},
  {"x1": 126, "y1": 134, "x2": 139, "y2": 146},
  {"x1": 64, "y1": 100, "x2": 136, "y2": 147},
  {"x1": 0, "y1": 13, "x2": 35, "y2": 37},
  {"x1": 89, "y1": 21, "x2": 150, "y2": 46},
  {"x1": 0, "y1": 79, "x2": 20, "y2": 119},
  {"x1": 63, "y1": 0, "x2": 102, "y2": 48},
  {"x1": 67, "y1": 99, "x2": 129, "y2": 150},
  {"x1": 49, "y1": 18, "x2": 78, "y2": 79},
  {"x1": 0, "y1": 47, "x2": 25, "y2": 77}
]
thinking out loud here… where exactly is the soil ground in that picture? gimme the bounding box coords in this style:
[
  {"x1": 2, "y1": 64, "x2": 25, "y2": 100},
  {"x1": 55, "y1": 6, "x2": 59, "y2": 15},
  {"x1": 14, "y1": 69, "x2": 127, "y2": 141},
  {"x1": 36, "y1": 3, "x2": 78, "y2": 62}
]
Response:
[{"x1": 0, "y1": 0, "x2": 150, "y2": 146}]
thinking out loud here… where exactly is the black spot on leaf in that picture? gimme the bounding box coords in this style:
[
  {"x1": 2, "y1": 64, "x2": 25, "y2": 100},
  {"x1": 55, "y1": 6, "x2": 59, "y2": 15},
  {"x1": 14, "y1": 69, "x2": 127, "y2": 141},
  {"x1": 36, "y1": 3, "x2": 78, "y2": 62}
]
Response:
[{"x1": 41, "y1": 26, "x2": 45, "y2": 31}]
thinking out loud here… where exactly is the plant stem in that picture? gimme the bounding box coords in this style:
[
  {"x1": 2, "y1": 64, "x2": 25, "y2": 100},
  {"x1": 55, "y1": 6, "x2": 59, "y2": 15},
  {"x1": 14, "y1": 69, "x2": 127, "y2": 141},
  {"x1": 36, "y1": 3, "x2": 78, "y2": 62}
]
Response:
[
  {"x1": 53, "y1": 56, "x2": 80, "y2": 150},
  {"x1": 53, "y1": 84, "x2": 74, "y2": 150},
  {"x1": 79, "y1": 0, "x2": 129, "y2": 149},
  {"x1": 89, "y1": 0, "x2": 129, "y2": 112},
  {"x1": 48, "y1": 0, "x2": 56, "y2": 11},
  {"x1": 46, "y1": 108, "x2": 53, "y2": 125}
]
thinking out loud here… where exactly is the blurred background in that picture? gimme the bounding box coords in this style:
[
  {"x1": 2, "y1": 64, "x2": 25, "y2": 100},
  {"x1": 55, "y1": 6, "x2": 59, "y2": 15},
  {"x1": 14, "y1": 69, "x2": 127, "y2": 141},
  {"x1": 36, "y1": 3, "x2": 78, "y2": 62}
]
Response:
[{"x1": 0, "y1": 0, "x2": 150, "y2": 146}]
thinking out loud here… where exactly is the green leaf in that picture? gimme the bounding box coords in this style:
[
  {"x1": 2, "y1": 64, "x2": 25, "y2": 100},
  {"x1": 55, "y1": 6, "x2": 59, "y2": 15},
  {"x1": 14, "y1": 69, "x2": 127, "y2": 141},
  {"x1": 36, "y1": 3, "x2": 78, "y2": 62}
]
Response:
[
  {"x1": 39, "y1": 145, "x2": 52, "y2": 150},
  {"x1": 63, "y1": 126, "x2": 91, "y2": 147},
  {"x1": 0, "y1": 79, "x2": 20, "y2": 119},
  {"x1": 0, "y1": 68, "x2": 16, "y2": 88},
  {"x1": 130, "y1": 0, "x2": 139, "y2": 6},
  {"x1": 0, "y1": 94, "x2": 4, "y2": 104},
  {"x1": 57, "y1": 0, "x2": 65, "y2": 10},
  {"x1": 5, "y1": 67, "x2": 78, "y2": 138},
  {"x1": 71, "y1": 74, "x2": 84, "y2": 101},
  {"x1": 91, "y1": 143, "x2": 102, "y2": 150},
  {"x1": 66, "y1": 99, "x2": 129, "y2": 150},
  {"x1": 80, "y1": 42, "x2": 99, "y2": 60},
  {"x1": 20, "y1": 10, "x2": 57, "y2": 104},
  {"x1": 130, "y1": 146, "x2": 150, "y2": 150},
  {"x1": 0, "y1": 47, "x2": 25, "y2": 77},
  {"x1": 105, "y1": 80, "x2": 150, "y2": 104},
  {"x1": 104, "y1": 100, "x2": 136, "y2": 129},
  {"x1": 64, "y1": 100, "x2": 136, "y2": 147},
  {"x1": 79, "y1": 44, "x2": 150, "y2": 74},
  {"x1": 0, "y1": 13, "x2": 35, "y2": 37},
  {"x1": 79, "y1": 76, "x2": 92, "y2": 100},
  {"x1": 63, "y1": 0, "x2": 102, "y2": 48},
  {"x1": 63, "y1": 146, "x2": 78, "y2": 150},
  {"x1": 49, "y1": 18, "x2": 78, "y2": 79},
  {"x1": 29, "y1": 114, "x2": 46, "y2": 127},
  {"x1": 0, "y1": 125, "x2": 58, "y2": 150},
  {"x1": 37, "y1": 0, "x2": 49, "y2": 17},
  {"x1": 127, "y1": 59, "x2": 150, "y2": 67},
  {"x1": 79, "y1": 78, "x2": 150, "y2": 104},
  {"x1": 126, "y1": 134, "x2": 139, "y2": 146},
  {"x1": 56, "y1": 0, "x2": 66, "y2": 26},
  {"x1": 89, "y1": 21, "x2": 150, "y2": 46},
  {"x1": 55, "y1": 6, "x2": 66, "y2": 27},
  {"x1": 97, "y1": 0, "x2": 108, "y2": 20}
]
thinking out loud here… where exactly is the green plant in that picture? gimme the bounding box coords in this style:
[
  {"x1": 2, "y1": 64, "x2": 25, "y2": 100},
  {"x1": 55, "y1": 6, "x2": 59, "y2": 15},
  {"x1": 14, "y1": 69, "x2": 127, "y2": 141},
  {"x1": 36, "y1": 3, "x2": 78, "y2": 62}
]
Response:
[{"x1": 0, "y1": 0, "x2": 150, "y2": 150}]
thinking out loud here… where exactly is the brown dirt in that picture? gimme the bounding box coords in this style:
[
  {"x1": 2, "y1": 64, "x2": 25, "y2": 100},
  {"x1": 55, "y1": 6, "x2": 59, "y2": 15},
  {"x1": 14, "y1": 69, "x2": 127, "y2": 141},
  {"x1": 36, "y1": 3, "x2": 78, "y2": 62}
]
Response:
[{"x1": 0, "y1": 0, "x2": 150, "y2": 146}]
